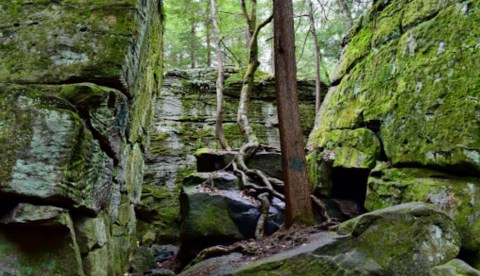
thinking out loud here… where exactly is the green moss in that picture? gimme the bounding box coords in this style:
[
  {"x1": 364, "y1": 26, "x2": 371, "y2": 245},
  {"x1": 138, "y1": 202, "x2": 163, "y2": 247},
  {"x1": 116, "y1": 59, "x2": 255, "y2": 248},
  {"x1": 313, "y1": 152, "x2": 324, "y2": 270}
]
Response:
[
  {"x1": 136, "y1": 185, "x2": 181, "y2": 244},
  {"x1": 306, "y1": 151, "x2": 333, "y2": 196},
  {"x1": 181, "y1": 188, "x2": 242, "y2": 239},
  {"x1": 0, "y1": 1, "x2": 135, "y2": 83},
  {"x1": 176, "y1": 165, "x2": 196, "y2": 185},
  {"x1": 310, "y1": 128, "x2": 381, "y2": 169},
  {"x1": 224, "y1": 70, "x2": 272, "y2": 86},
  {"x1": 366, "y1": 166, "x2": 480, "y2": 251},
  {"x1": 309, "y1": 0, "x2": 480, "y2": 174},
  {"x1": 194, "y1": 147, "x2": 212, "y2": 157},
  {"x1": 402, "y1": 0, "x2": 446, "y2": 29},
  {"x1": 334, "y1": 24, "x2": 373, "y2": 80}
]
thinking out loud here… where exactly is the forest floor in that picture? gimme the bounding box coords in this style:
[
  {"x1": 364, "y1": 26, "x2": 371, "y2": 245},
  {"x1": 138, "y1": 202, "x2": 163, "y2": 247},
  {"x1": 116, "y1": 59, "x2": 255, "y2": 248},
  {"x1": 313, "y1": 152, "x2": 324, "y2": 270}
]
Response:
[{"x1": 156, "y1": 224, "x2": 334, "y2": 275}]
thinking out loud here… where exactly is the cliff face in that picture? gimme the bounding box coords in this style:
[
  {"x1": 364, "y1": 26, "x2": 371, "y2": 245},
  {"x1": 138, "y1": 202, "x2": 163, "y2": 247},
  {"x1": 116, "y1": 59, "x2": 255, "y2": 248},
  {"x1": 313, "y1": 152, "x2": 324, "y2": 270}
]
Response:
[
  {"x1": 136, "y1": 68, "x2": 321, "y2": 245},
  {"x1": 0, "y1": 1, "x2": 163, "y2": 274},
  {"x1": 308, "y1": 0, "x2": 480, "y2": 267}
]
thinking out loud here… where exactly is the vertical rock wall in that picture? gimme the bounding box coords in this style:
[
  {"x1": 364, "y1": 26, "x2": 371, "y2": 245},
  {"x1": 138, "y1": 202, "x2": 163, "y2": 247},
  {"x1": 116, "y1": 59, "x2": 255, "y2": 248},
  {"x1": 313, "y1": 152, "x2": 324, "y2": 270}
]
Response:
[
  {"x1": 308, "y1": 0, "x2": 480, "y2": 267},
  {"x1": 136, "y1": 68, "x2": 321, "y2": 245},
  {"x1": 0, "y1": 0, "x2": 163, "y2": 274}
]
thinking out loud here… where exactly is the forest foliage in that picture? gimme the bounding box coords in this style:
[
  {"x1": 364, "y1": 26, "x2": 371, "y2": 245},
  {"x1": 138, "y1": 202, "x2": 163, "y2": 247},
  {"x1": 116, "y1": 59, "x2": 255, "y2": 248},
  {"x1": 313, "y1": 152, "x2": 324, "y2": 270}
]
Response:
[{"x1": 163, "y1": 0, "x2": 371, "y2": 80}]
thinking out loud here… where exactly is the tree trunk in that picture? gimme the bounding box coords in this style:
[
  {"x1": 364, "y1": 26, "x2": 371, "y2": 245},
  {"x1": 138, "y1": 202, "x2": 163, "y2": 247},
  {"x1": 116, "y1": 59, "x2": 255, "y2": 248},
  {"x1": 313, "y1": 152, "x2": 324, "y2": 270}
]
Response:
[
  {"x1": 273, "y1": 0, "x2": 314, "y2": 227},
  {"x1": 210, "y1": 0, "x2": 230, "y2": 150},
  {"x1": 336, "y1": 0, "x2": 353, "y2": 30},
  {"x1": 238, "y1": 0, "x2": 272, "y2": 146},
  {"x1": 307, "y1": 0, "x2": 322, "y2": 113},
  {"x1": 190, "y1": 21, "x2": 196, "y2": 68},
  {"x1": 206, "y1": 20, "x2": 212, "y2": 67}
]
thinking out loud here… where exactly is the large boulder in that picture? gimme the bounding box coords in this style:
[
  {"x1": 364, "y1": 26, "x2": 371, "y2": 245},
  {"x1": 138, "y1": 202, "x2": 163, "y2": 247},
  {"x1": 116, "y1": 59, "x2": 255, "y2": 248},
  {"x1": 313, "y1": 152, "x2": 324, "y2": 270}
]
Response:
[
  {"x1": 307, "y1": 0, "x2": 480, "y2": 184},
  {"x1": 335, "y1": 202, "x2": 460, "y2": 274},
  {"x1": 0, "y1": 203, "x2": 84, "y2": 275},
  {"x1": 306, "y1": 0, "x2": 480, "y2": 266},
  {"x1": 366, "y1": 165, "x2": 480, "y2": 252},
  {"x1": 0, "y1": 85, "x2": 113, "y2": 214},
  {"x1": 193, "y1": 203, "x2": 460, "y2": 276},
  {"x1": 0, "y1": 0, "x2": 164, "y2": 274},
  {"x1": 179, "y1": 180, "x2": 284, "y2": 261}
]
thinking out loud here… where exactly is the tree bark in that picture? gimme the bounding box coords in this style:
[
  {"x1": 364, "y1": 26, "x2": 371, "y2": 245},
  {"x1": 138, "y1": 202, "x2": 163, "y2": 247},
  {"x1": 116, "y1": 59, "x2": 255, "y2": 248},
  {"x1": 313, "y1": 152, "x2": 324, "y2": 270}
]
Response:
[
  {"x1": 206, "y1": 20, "x2": 212, "y2": 67},
  {"x1": 210, "y1": 0, "x2": 230, "y2": 150},
  {"x1": 336, "y1": 0, "x2": 354, "y2": 30},
  {"x1": 237, "y1": 0, "x2": 272, "y2": 146},
  {"x1": 307, "y1": 0, "x2": 323, "y2": 113},
  {"x1": 273, "y1": 0, "x2": 314, "y2": 227},
  {"x1": 190, "y1": 21, "x2": 196, "y2": 68}
]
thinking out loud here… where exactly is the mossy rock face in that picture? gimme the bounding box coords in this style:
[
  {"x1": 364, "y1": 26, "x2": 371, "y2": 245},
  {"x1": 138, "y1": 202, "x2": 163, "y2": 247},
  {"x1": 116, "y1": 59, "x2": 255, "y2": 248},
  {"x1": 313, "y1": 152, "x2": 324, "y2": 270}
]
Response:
[
  {"x1": 130, "y1": 246, "x2": 156, "y2": 274},
  {"x1": 0, "y1": 0, "x2": 164, "y2": 274},
  {"x1": 306, "y1": 150, "x2": 333, "y2": 196},
  {"x1": 312, "y1": 128, "x2": 381, "y2": 169},
  {"x1": 0, "y1": 204, "x2": 84, "y2": 275},
  {"x1": 135, "y1": 185, "x2": 181, "y2": 245},
  {"x1": 366, "y1": 165, "x2": 480, "y2": 252},
  {"x1": 59, "y1": 83, "x2": 129, "y2": 161},
  {"x1": 0, "y1": 0, "x2": 135, "y2": 85},
  {"x1": 308, "y1": 0, "x2": 480, "y2": 175},
  {"x1": 0, "y1": 85, "x2": 113, "y2": 214}
]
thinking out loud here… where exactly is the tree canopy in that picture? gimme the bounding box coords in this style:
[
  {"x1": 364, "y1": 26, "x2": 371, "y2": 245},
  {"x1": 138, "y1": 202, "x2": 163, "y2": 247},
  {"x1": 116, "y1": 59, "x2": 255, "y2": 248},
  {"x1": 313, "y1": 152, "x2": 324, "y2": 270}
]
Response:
[{"x1": 163, "y1": 0, "x2": 371, "y2": 80}]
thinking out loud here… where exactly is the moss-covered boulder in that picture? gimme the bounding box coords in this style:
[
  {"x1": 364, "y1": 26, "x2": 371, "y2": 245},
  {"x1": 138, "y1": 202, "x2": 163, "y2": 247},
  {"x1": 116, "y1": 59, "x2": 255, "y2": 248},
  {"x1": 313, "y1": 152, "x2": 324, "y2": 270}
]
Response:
[
  {"x1": 336, "y1": 202, "x2": 460, "y2": 274},
  {"x1": 179, "y1": 185, "x2": 284, "y2": 261},
  {"x1": 308, "y1": 0, "x2": 480, "y2": 174},
  {"x1": 0, "y1": 85, "x2": 113, "y2": 214},
  {"x1": 307, "y1": 0, "x2": 480, "y2": 267},
  {"x1": 366, "y1": 165, "x2": 480, "y2": 251}
]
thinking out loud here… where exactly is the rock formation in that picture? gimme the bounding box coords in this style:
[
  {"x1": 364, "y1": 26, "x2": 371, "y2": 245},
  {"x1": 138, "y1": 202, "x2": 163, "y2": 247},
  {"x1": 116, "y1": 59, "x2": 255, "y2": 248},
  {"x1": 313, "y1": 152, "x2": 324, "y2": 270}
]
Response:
[
  {"x1": 308, "y1": 0, "x2": 480, "y2": 268},
  {"x1": 182, "y1": 203, "x2": 465, "y2": 275},
  {"x1": 0, "y1": 1, "x2": 163, "y2": 274},
  {"x1": 136, "y1": 68, "x2": 323, "y2": 245}
]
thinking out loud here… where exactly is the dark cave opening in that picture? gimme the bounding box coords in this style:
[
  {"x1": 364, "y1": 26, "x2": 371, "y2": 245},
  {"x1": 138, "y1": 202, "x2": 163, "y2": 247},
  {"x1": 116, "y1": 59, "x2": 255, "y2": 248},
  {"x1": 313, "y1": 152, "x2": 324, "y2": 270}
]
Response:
[{"x1": 331, "y1": 167, "x2": 371, "y2": 209}]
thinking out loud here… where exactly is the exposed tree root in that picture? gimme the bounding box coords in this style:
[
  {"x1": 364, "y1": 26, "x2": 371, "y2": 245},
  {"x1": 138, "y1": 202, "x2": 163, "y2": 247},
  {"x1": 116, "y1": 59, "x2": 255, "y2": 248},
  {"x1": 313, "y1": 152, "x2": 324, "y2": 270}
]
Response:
[
  {"x1": 185, "y1": 242, "x2": 259, "y2": 269},
  {"x1": 255, "y1": 192, "x2": 270, "y2": 239},
  {"x1": 231, "y1": 143, "x2": 285, "y2": 200}
]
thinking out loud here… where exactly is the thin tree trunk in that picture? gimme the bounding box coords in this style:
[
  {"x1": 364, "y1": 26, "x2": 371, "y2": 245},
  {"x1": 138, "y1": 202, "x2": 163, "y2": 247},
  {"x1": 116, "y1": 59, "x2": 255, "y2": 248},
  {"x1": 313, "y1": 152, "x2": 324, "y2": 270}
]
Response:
[
  {"x1": 336, "y1": 0, "x2": 353, "y2": 30},
  {"x1": 307, "y1": 0, "x2": 322, "y2": 113},
  {"x1": 210, "y1": 0, "x2": 230, "y2": 150},
  {"x1": 238, "y1": 0, "x2": 272, "y2": 146},
  {"x1": 206, "y1": 20, "x2": 212, "y2": 67},
  {"x1": 190, "y1": 21, "x2": 196, "y2": 68},
  {"x1": 273, "y1": 0, "x2": 314, "y2": 227}
]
